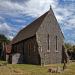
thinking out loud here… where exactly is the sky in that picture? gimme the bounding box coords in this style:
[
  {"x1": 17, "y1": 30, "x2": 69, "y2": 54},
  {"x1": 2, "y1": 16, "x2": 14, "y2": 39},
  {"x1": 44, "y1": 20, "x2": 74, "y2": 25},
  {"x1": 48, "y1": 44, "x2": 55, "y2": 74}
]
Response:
[{"x1": 0, "y1": 0, "x2": 75, "y2": 44}]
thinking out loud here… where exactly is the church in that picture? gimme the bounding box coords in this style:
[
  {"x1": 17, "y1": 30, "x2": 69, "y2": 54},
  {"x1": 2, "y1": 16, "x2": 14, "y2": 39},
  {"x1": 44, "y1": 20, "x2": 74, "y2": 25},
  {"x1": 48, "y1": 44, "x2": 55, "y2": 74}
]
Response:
[{"x1": 11, "y1": 7, "x2": 64, "y2": 65}]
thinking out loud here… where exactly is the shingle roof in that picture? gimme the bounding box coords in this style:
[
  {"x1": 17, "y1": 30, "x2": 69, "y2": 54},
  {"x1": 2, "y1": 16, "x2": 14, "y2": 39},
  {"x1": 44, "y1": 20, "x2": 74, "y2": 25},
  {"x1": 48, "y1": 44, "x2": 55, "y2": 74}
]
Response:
[{"x1": 12, "y1": 11, "x2": 49, "y2": 44}]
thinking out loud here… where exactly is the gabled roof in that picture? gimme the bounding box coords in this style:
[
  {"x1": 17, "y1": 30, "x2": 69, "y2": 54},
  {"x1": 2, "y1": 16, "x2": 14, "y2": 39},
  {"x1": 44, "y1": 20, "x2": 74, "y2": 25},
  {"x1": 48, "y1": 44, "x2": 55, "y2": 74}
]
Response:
[{"x1": 12, "y1": 11, "x2": 49, "y2": 44}]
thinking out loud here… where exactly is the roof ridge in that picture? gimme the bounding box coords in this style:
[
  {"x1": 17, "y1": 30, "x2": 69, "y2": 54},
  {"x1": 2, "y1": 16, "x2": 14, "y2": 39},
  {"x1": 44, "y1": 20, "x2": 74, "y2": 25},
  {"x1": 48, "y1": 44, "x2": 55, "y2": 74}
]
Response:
[
  {"x1": 12, "y1": 11, "x2": 49, "y2": 44},
  {"x1": 21, "y1": 11, "x2": 49, "y2": 32}
]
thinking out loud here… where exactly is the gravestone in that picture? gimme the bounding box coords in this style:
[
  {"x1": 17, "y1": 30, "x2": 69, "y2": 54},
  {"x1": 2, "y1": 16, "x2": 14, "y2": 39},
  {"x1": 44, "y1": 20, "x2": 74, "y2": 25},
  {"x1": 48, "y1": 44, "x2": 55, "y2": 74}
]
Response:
[{"x1": 12, "y1": 53, "x2": 23, "y2": 64}]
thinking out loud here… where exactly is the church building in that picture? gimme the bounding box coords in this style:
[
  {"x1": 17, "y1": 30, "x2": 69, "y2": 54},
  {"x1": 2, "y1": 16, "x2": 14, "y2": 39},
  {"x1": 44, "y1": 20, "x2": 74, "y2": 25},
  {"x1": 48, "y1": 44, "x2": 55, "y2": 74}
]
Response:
[{"x1": 11, "y1": 7, "x2": 64, "y2": 65}]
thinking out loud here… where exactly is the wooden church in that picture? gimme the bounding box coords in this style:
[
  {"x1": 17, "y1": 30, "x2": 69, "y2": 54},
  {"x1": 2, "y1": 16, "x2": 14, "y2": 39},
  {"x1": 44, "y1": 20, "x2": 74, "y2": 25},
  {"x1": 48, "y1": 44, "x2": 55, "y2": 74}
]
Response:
[{"x1": 11, "y1": 7, "x2": 64, "y2": 65}]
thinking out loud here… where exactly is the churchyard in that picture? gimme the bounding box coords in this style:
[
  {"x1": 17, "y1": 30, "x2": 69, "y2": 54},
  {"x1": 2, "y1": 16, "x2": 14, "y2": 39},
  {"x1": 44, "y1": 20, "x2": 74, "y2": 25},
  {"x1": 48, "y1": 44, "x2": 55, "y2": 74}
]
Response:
[{"x1": 0, "y1": 61, "x2": 75, "y2": 75}]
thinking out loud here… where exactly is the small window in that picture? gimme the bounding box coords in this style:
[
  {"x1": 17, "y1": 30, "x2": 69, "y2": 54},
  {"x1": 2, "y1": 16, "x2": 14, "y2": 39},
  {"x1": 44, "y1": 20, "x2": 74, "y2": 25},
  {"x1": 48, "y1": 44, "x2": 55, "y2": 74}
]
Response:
[
  {"x1": 56, "y1": 36, "x2": 58, "y2": 51},
  {"x1": 40, "y1": 46, "x2": 42, "y2": 52},
  {"x1": 47, "y1": 34, "x2": 50, "y2": 50},
  {"x1": 14, "y1": 45, "x2": 17, "y2": 53},
  {"x1": 39, "y1": 46, "x2": 42, "y2": 52},
  {"x1": 34, "y1": 45, "x2": 36, "y2": 52},
  {"x1": 28, "y1": 43, "x2": 31, "y2": 56},
  {"x1": 47, "y1": 34, "x2": 50, "y2": 52}
]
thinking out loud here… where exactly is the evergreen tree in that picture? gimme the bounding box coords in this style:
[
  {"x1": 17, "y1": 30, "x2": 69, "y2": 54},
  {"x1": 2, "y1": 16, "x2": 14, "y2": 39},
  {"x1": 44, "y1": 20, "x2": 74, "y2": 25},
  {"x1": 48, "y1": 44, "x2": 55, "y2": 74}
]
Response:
[{"x1": 0, "y1": 34, "x2": 10, "y2": 60}]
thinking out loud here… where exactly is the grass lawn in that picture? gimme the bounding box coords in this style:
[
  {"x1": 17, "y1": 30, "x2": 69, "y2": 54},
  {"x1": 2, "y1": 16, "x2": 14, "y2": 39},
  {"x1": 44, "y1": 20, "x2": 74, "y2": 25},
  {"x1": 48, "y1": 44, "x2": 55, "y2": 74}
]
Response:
[{"x1": 0, "y1": 61, "x2": 75, "y2": 75}]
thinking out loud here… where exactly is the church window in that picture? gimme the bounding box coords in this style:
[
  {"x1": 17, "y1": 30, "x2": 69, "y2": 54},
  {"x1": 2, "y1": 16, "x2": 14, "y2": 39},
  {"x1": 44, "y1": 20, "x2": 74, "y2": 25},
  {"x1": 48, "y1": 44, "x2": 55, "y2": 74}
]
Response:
[
  {"x1": 47, "y1": 34, "x2": 49, "y2": 50},
  {"x1": 56, "y1": 36, "x2": 58, "y2": 51}
]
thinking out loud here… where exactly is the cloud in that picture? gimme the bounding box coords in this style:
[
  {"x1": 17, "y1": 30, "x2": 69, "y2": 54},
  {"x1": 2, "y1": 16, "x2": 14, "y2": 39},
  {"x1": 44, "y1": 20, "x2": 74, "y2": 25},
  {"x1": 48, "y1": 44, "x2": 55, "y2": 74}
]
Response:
[
  {"x1": 0, "y1": 23, "x2": 11, "y2": 31},
  {"x1": 0, "y1": 0, "x2": 75, "y2": 44},
  {"x1": 0, "y1": 0, "x2": 58, "y2": 17},
  {"x1": 65, "y1": 39, "x2": 75, "y2": 45},
  {"x1": 0, "y1": 22, "x2": 17, "y2": 40},
  {"x1": 0, "y1": 16, "x2": 4, "y2": 20},
  {"x1": 23, "y1": 0, "x2": 58, "y2": 17},
  {"x1": 10, "y1": 18, "x2": 27, "y2": 24}
]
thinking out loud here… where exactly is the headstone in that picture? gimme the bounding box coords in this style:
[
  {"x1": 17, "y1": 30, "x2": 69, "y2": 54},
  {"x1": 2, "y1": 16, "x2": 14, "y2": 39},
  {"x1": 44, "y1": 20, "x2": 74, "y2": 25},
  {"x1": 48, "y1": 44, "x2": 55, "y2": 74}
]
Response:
[{"x1": 12, "y1": 53, "x2": 23, "y2": 64}]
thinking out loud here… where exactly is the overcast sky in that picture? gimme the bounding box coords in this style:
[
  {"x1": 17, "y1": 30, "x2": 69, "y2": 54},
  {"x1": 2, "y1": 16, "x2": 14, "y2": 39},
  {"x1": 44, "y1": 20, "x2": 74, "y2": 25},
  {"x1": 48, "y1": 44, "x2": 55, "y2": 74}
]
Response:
[{"x1": 0, "y1": 0, "x2": 75, "y2": 44}]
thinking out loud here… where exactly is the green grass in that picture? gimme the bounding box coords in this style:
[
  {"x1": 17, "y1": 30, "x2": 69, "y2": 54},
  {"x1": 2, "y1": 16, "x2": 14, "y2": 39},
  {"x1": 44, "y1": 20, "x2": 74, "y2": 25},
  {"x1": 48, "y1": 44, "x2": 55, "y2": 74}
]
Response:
[{"x1": 0, "y1": 61, "x2": 75, "y2": 75}]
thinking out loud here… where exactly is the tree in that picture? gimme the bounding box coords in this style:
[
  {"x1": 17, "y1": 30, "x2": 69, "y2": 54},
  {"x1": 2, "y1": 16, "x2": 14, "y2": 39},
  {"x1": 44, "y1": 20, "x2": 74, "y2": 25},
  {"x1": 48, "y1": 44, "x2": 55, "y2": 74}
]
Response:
[
  {"x1": 0, "y1": 34, "x2": 10, "y2": 44},
  {"x1": 0, "y1": 34, "x2": 10, "y2": 60},
  {"x1": 64, "y1": 43, "x2": 72, "y2": 51},
  {"x1": 64, "y1": 43, "x2": 72, "y2": 60},
  {"x1": 64, "y1": 43, "x2": 75, "y2": 60},
  {"x1": 72, "y1": 45, "x2": 75, "y2": 52}
]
